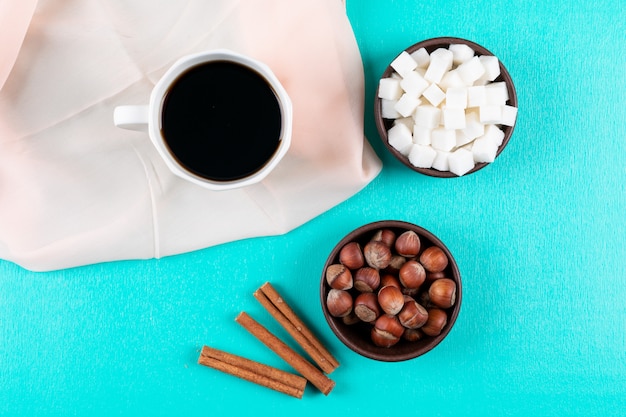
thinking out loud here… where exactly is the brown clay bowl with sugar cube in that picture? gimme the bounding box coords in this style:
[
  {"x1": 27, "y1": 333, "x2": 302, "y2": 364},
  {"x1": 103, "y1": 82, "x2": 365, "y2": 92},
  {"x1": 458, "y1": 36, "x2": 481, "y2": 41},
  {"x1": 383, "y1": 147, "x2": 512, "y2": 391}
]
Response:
[
  {"x1": 374, "y1": 37, "x2": 518, "y2": 177},
  {"x1": 320, "y1": 220, "x2": 462, "y2": 361}
]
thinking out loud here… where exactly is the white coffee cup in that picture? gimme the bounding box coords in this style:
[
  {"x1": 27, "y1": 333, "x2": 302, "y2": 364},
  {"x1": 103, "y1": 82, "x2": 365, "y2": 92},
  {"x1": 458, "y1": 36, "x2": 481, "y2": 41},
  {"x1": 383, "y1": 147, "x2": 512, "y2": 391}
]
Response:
[{"x1": 114, "y1": 49, "x2": 292, "y2": 191}]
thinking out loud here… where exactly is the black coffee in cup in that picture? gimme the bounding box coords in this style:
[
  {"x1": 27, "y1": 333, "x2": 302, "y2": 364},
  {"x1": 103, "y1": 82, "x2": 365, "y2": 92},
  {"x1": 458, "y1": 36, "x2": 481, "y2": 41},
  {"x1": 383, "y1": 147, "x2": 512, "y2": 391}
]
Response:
[{"x1": 160, "y1": 61, "x2": 282, "y2": 182}]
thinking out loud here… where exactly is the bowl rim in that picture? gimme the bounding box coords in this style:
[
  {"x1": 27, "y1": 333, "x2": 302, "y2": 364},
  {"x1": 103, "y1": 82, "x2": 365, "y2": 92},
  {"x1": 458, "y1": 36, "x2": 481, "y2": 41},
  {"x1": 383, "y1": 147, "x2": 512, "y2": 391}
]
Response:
[
  {"x1": 319, "y1": 220, "x2": 462, "y2": 361},
  {"x1": 374, "y1": 36, "x2": 518, "y2": 178}
]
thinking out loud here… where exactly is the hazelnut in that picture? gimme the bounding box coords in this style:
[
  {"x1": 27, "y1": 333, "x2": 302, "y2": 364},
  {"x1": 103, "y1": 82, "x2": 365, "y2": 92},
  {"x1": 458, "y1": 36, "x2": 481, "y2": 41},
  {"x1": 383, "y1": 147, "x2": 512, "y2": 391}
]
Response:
[
  {"x1": 363, "y1": 241, "x2": 392, "y2": 270},
  {"x1": 421, "y1": 308, "x2": 448, "y2": 336},
  {"x1": 403, "y1": 328, "x2": 424, "y2": 342},
  {"x1": 394, "y1": 230, "x2": 421, "y2": 257},
  {"x1": 425, "y1": 270, "x2": 446, "y2": 283},
  {"x1": 325, "y1": 264, "x2": 353, "y2": 290},
  {"x1": 398, "y1": 298, "x2": 429, "y2": 329},
  {"x1": 370, "y1": 228, "x2": 396, "y2": 247},
  {"x1": 354, "y1": 267, "x2": 381, "y2": 292},
  {"x1": 342, "y1": 311, "x2": 361, "y2": 325},
  {"x1": 428, "y1": 278, "x2": 457, "y2": 308},
  {"x1": 398, "y1": 260, "x2": 426, "y2": 290},
  {"x1": 353, "y1": 292, "x2": 381, "y2": 323},
  {"x1": 371, "y1": 314, "x2": 404, "y2": 347},
  {"x1": 384, "y1": 255, "x2": 407, "y2": 274},
  {"x1": 377, "y1": 285, "x2": 404, "y2": 315},
  {"x1": 419, "y1": 246, "x2": 449, "y2": 273},
  {"x1": 401, "y1": 286, "x2": 419, "y2": 297},
  {"x1": 339, "y1": 242, "x2": 364, "y2": 270},
  {"x1": 380, "y1": 274, "x2": 402, "y2": 289},
  {"x1": 326, "y1": 289, "x2": 353, "y2": 317}
]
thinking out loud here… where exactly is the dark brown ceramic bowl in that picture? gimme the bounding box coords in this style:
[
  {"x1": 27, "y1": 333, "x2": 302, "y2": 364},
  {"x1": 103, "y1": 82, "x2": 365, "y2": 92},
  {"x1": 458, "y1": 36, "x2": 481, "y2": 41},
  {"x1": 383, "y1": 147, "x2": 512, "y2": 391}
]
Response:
[
  {"x1": 320, "y1": 220, "x2": 462, "y2": 361},
  {"x1": 374, "y1": 37, "x2": 518, "y2": 177}
]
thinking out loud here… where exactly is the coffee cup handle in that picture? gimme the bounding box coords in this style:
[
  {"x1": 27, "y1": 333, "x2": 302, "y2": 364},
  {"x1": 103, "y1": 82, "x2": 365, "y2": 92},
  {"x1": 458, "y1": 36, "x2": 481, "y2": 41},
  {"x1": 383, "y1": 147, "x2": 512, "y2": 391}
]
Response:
[{"x1": 113, "y1": 105, "x2": 149, "y2": 132}]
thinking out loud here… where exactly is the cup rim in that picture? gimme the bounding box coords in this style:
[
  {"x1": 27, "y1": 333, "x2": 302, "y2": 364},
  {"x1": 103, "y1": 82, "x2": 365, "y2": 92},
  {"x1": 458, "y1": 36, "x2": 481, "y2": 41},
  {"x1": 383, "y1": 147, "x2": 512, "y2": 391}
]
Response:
[{"x1": 148, "y1": 49, "x2": 292, "y2": 190}]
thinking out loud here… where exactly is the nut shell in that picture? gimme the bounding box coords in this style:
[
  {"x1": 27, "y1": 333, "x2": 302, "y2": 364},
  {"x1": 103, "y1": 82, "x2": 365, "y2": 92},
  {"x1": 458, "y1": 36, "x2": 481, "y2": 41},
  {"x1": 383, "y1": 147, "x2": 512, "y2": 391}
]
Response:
[
  {"x1": 395, "y1": 230, "x2": 421, "y2": 257},
  {"x1": 326, "y1": 289, "x2": 353, "y2": 318},
  {"x1": 422, "y1": 308, "x2": 448, "y2": 336},
  {"x1": 384, "y1": 255, "x2": 407, "y2": 274},
  {"x1": 354, "y1": 267, "x2": 381, "y2": 292},
  {"x1": 325, "y1": 264, "x2": 353, "y2": 290},
  {"x1": 371, "y1": 314, "x2": 405, "y2": 347},
  {"x1": 428, "y1": 278, "x2": 457, "y2": 308},
  {"x1": 339, "y1": 242, "x2": 365, "y2": 270},
  {"x1": 370, "y1": 229, "x2": 396, "y2": 247},
  {"x1": 371, "y1": 327, "x2": 400, "y2": 348},
  {"x1": 425, "y1": 270, "x2": 446, "y2": 283},
  {"x1": 419, "y1": 246, "x2": 449, "y2": 272},
  {"x1": 377, "y1": 285, "x2": 404, "y2": 315},
  {"x1": 380, "y1": 274, "x2": 402, "y2": 289},
  {"x1": 398, "y1": 260, "x2": 426, "y2": 290},
  {"x1": 398, "y1": 298, "x2": 429, "y2": 329},
  {"x1": 341, "y1": 311, "x2": 361, "y2": 325},
  {"x1": 403, "y1": 328, "x2": 425, "y2": 342},
  {"x1": 354, "y1": 292, "x2": 381, "y2": 323},
  {"x1": 363, "y1": 241, "x2": 392, "y2": 270}
]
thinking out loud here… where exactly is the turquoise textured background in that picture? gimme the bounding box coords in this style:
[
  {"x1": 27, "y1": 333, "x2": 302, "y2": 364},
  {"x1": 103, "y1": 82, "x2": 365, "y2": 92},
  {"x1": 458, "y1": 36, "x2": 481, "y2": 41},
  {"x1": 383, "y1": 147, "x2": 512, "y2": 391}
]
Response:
[{"x1": 1, "y1": 0, "x2": 625, "y2": 415}]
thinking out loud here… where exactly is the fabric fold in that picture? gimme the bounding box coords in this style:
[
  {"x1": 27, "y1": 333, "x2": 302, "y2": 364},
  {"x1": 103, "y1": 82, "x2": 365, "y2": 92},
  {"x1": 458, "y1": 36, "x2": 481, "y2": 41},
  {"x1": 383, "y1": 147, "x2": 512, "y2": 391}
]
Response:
[
  {"x1": 0, "y1": 0, "x2": 382, "y2": 271},
  {"x1": 0, "y1": 0, "x2": 38, "y2": 91}
]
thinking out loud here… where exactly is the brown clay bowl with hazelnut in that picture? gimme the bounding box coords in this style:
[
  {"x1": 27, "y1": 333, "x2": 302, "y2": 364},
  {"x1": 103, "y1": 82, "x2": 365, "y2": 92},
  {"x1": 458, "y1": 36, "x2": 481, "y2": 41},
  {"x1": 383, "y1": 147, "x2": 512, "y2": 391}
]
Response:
[
  {"x1": 320, "y1": 220, "x2": 462, "y2": 362},
  {"x1": 374, "y1": 37, "x2": 518, "y2": 177}
]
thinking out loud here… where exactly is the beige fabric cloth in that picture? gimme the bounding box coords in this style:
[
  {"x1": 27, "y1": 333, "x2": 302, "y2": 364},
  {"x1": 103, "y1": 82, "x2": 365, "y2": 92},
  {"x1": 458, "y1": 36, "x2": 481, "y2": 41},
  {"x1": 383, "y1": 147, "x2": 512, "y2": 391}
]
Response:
[{"x1": 0, "y1": 0, "x2": 381, "y2": 271}]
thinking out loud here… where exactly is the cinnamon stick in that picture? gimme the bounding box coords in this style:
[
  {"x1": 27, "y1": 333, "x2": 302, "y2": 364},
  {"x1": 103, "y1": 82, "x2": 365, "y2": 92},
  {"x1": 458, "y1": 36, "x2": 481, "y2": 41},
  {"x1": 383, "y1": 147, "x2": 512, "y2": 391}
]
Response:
[
  {"x1": 254, "y1": 282, "x2": 339, "y2": 374},
  {"x1": 235, "y1": 311, "x2": 335, "y2": 395},
  {"x1": 198, "y1": 345, "x2": 306, "y2": 399}
]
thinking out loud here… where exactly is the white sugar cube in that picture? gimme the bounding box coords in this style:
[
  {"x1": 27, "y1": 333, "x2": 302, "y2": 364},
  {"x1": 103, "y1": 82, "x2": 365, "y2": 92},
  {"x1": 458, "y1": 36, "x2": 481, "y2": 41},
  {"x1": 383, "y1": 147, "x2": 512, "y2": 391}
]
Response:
[
  {"x1": 381, "y1": 99, "x2": 401, "y2": 119},
  {"x1": 446, "y1": 87, "x2": 468, "y2": 109},
  {"x1": 448, "y1": 148, "x2": 475, "y2": 176},
  {"x1": 460, "y1": 142, "x2": 474, "y2": 152},
  {"x1": 424, "y1": 48, "x2": 454, "y2": 84},
  {"x1": 462, "y1": 111, "x2": 485, "y2": 140},
  {"x1": 378, "y1": 78, "x2": 403, "y2": 100},
  {"x1": 501, "y1": 105, "x2": 518, "y2": 126},
  {"x1": 400, "y1": 71, "x2": 429, "y2": 97},
  {"x1": 457, "y1": 56, "x2": 486, "y2": 86},
  {"x1": 456, "y1": 130, "x2": 473, "y2": 148},
  {"x1": 410, "y1": 48, "x2": 431, "y2": 68},
  {"x1": 485, "y1": 82, "x2": 509, "y2": 105},
  {"x1": 478, "y1": 55, "x2": 501, "y2": 82},
  {"x1": 387, "y1": 123, "x2": 414, "y2": 156},
  {"x1": 483, "y1": 124, "x2": 505, "y2": 146},
  {"x1": 394, "y1": 93, "x2": 421, "y2": 118},
  {"x1": 413, "y1": 125, "x2": 432, "y2": 145},
  {"x1": 449, "y1": 44, "x2": 475, "y2": 65},
  {"x1": 390, "y1": 51, "x2": 418, "y2": 77},
  {"x1": 442, "y1": 107, "x2": 466, "y2": 130},
  {"x1": 393, "y1": 117, "x2": 414, "y2": 130},
  {"x1": 414, "y1": 105, "x2": 442, "y2": 129},
  {"x1": 408, "y1": 144, "x2": 437, "y2": 168},
  {"x1": 439, "y1": 70, "x2": 466, "y2": 91},
  {"x1": 473, "y1": 77, "x2": 490, "y2": 86},
  {"x1": 431, "y1": 127, "x2": 457, "y2": 152},
  {"x1": 422, "y1": 83, "x2": 446, "y2": 107},
  {"x1": 472, "y1": 136, "x2": 499, "y2": 163},
  {"x1": 467, "y1": 85, "x2": 486, "y2": 107},
  {"x1": 432, "y1": 150, "x2": 451, "y2": 171},
  {"x1": 479, "y1": 105, "x2": 502, "y2": 124}
]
